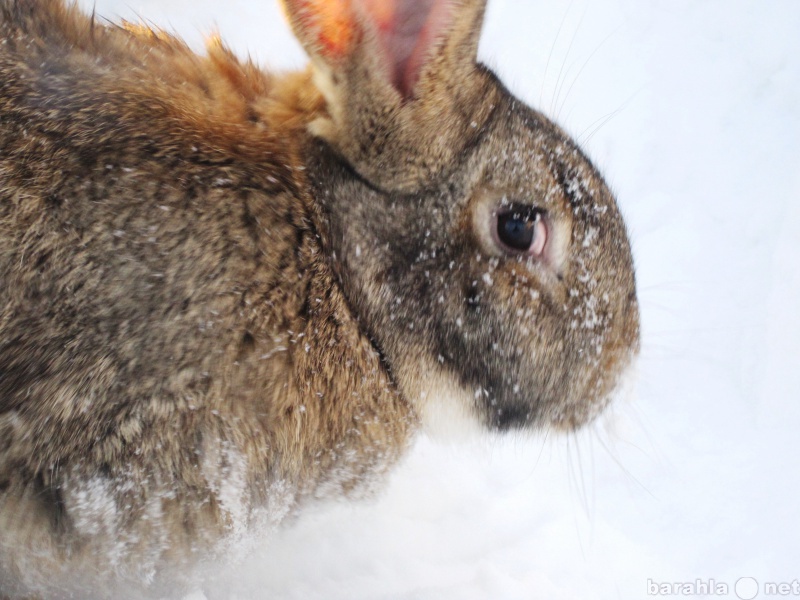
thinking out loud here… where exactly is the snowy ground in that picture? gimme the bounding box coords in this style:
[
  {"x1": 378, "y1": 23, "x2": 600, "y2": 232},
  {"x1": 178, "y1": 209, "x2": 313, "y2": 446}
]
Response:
[{"x1": 77, "y1": 1, "x2": 800, "y2": 598}]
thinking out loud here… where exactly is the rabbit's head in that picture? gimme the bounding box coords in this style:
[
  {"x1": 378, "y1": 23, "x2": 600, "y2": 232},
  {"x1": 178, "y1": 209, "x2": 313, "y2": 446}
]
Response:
[{"x1": 283, "y1": 0, "x2": 640, "y2": 432}]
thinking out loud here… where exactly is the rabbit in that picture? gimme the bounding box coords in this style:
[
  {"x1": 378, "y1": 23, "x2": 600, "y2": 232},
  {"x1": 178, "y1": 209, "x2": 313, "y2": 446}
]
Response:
[{"x1": 0, "y1": 0, "x2": 640, "y2": 597}]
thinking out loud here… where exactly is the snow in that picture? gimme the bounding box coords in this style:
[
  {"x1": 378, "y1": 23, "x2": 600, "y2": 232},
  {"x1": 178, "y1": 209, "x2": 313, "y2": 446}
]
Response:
[{"x1": 77, "y1": 0, "x2": 800, "y2": 598}]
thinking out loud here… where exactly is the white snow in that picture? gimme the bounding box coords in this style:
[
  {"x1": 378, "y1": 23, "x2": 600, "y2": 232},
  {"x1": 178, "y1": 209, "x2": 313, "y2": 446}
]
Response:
[{"x1": 77, "y1": 0, "x2": 800, "y2": 598}]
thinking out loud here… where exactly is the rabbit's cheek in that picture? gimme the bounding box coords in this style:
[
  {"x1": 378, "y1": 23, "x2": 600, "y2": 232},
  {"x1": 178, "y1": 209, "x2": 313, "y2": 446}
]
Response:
[
  {"x1": 552, "y1": 339, "x2": 639, "y2": 432},
  {"x1": 546, "y1": 275, "x2": 639, "y2": 428}
]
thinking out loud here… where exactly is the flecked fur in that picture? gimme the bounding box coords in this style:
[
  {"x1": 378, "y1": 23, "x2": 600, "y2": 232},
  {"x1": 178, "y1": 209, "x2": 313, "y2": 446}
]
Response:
[{"x1": 0, "y1": 0, "x2": 640, "y2": 597}]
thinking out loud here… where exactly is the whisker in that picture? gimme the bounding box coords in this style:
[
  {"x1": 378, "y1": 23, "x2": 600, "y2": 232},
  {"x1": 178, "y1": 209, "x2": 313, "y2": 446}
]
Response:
[
  {"x1": 578, "y1": 86, "x2": 646, "y2": 145},
  {"x1": 594, "y1": 430, "x2": 657, "y2": 499},
  {"x1": 540, "y1": 0, "x2": 576, "y2": 110},
  {"x1": 575, "y1": 431, "x2": 593, "y2": 517},
  {"x1": 567, "y1": 431, "x2": 591, "y2": 560},
  {"x1": 533, "y1": 427, "x2": 552, "y2": 473},
  {"x1": 552, "y1": 3, "x2": 589, "y2": 119},
  {"x1": 611, "y1": 406, "x2": 665, "y2": 467},
  {"x1": 557, "y1": 26, "x2": 621, "y2": 119}
]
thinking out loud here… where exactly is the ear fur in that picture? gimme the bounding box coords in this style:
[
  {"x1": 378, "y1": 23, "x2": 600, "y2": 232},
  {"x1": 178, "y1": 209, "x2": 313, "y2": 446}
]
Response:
[
  {"x1": 281, "y1": 0, "x2": 498, "y2": 192},
  {"x1": 280, "y1": 0, "x2": 358, "y2": 63}
]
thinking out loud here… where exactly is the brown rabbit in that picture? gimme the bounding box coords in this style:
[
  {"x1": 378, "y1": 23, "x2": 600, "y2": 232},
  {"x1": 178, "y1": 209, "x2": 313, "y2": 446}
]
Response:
[{"x1": 0, "y1": 0, "x2": 640, "y2": 597}]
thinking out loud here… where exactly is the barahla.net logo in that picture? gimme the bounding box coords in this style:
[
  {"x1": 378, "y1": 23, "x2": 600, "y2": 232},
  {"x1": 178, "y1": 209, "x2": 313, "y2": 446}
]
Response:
[
  {"x1": 647, "y1": 578, "x2": 800, "y2": 598},
  {"x1": 648, "y1": 579, "x2": 729, "y2": 596}
]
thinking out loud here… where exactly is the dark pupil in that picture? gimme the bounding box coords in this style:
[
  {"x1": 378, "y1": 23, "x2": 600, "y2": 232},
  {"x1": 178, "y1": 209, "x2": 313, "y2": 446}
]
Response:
[{"x1": 497, "y1": 207, "x2": 538, "y2": 251}]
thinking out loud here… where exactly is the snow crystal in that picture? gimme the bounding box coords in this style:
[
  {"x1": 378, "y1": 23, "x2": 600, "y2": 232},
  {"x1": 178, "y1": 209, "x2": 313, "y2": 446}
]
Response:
[{"x1": 67, "y1": 475, "x2": 119, "y2": 540}]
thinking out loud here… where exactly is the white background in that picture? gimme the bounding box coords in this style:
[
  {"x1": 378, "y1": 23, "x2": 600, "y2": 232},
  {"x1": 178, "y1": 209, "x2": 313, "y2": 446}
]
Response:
[{"x1": 77, "y1": 1, "x2": 800, "y2": 598}]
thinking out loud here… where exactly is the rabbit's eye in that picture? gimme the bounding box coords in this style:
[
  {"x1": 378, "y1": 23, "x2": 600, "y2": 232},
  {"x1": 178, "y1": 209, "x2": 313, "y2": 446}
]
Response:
[{"x1": 495, "y1": 205, "x2": 547, "y2": 256}]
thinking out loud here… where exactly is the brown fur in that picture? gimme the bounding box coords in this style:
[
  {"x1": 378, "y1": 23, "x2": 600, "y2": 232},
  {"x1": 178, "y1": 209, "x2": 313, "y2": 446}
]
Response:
[
  {"x1": 0, "y1": 0, "x2": 639, "y2": 597},
  {"x1": 1, "y1": 1, "x2": 412, "y2": 595}
]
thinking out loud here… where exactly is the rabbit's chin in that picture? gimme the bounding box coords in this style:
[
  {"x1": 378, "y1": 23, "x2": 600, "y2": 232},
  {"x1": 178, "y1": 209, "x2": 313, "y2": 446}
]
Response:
[
  {"x1": 402, "y1": 351, "x2": 640, "y2": 440},
  {"x1": 409, "y1": 367, "x2": 487, "y2": 441},
  {"x1": 412, "y1": 375, "x2": 609, "y2": 441}
]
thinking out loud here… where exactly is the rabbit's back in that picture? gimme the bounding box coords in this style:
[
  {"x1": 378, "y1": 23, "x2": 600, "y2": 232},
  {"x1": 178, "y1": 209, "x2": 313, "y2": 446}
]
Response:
[
  {"x1": 1, "y1": 0, "x2": 302, "y2": 474},
  {"x1": 0, "y1": 1, "x2": 413, "y2": 593}
]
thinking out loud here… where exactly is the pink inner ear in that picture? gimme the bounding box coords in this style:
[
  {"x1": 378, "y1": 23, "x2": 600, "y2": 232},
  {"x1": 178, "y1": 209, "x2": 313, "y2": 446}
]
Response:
[{"x1": 358, "y1": 0, "x2": 456, "y2": 98}]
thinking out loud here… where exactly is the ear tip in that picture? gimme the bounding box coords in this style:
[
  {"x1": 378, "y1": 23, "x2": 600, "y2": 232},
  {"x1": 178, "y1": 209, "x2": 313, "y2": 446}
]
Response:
[{"x1": 282, "y1": 0, "x2": 357, "y2": 61}]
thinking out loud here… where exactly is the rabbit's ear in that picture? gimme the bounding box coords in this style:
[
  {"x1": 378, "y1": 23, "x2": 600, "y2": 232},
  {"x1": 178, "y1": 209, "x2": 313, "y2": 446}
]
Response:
[
  {"x1": 282, "y1": 0, "x2": 483, "y2": 98},
  {"x1": 282, "y1": 0, "x2": 497, "y2": 191}
]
